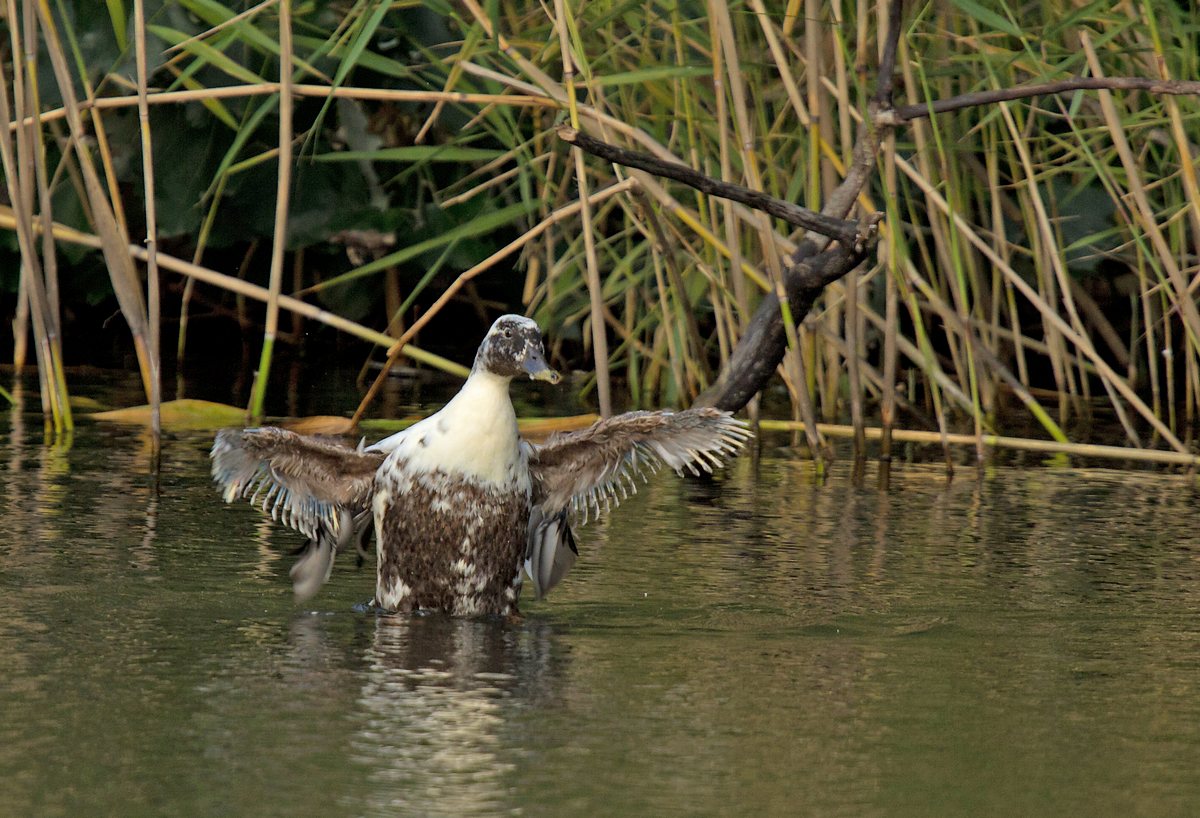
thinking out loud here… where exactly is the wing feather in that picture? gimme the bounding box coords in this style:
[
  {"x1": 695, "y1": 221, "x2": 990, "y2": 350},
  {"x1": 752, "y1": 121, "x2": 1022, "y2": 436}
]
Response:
[
  {"x1": 211, "y1": 427, "x2": 384, "y2": 540},
  {"x1": 528, "y1": 408, "x2": 752, "y2": 523}
]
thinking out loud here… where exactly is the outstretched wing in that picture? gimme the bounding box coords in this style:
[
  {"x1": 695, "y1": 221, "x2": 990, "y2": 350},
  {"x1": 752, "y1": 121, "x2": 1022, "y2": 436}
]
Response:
[
  {"x1": 211, "y1": 427, "x2": 384, "y2": 540},
  {"x1": 527, "y1": 408, "x2": 752, "y2": 523}
]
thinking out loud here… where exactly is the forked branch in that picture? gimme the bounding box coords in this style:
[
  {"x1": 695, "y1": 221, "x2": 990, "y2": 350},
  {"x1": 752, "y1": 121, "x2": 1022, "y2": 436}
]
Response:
[{"x1": 555, "y1": 125, "x2": 869, "y2": 248}]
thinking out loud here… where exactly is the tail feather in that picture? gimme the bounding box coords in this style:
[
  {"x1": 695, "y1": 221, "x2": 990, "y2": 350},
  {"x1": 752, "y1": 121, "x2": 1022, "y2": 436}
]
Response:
[{"x1": 524, "y1": 507, "x2": 579, "y2": 600}]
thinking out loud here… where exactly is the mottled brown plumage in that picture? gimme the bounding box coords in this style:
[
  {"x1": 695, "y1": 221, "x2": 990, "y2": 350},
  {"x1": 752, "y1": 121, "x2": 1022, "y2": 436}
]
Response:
[
  {"x1": 210, "y1": 315, "x2": 751, "y2": 616},
  {"x1": 375, "y1": 469, "x2": 528, "y2": 616}
]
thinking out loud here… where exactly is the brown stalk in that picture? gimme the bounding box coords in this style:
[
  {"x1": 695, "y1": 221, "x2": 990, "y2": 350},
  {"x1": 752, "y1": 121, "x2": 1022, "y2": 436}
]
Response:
[
  {"x1": 647, "y1": 248, "x2": 688, "y2": 400},
  {"x1": 163, "y1": 0, "x2": 280, "y2": 54},
  {"x1": 756, "y1": 420, "x2": 1200, "y2": 468},
  {"x1": 845, "y1": 268, "x2": 867, "y2": 464},
  {"x1": 23, "y1": 3, "x2": 59, "y2": 326},
  {"x1": 9, "y1": 85, "x2": 559, "y2": 132},
  {"x1": 1, "y1": 51, "x2": 49, "y2": 419},
  {"x1": 879, "y1": 154, "x2": 899, "y2": 473},
  {"x1": 708, "y1": 3, "x2": 748, "y2": 335},
  {"x1": 553, "y1": 0, "x2": 612, "y2": 418},
  {"x1": 9, "y1": 0, "x2": 32, "y2": 374},
  {"x1": 637, "y1": 201, "x2": 711, "y2": 386},
  {"x1": 4, "y1": 0, "x2": 69, "y2": 429},
  {"x1": 36, "y1": 0, "x2": 154, "y2": 402},
  {"x1": 134, "y1": 0, "x2": 162, "y2": 446}
]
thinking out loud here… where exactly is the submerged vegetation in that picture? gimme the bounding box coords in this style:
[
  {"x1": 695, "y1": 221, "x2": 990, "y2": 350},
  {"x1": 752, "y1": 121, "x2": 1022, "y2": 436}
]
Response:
[{"x1": 2, "y1": 1, "x2": 1200, "y2": 467}]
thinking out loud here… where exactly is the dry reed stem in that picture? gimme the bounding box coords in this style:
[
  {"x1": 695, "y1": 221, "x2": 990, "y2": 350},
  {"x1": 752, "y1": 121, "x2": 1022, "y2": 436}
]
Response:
[
  {"x1": 8, "y1": 85, "x2": 559, "y2": 131},
  {"x1": 788, "y1": 333, "x2": 828, "y2": 464},
  {"x1": 637, "y1": 200, "x2": 710, "y2": 386},
  {"x1": 134, "y1": 0, "x2": 161, "y2": 443},
  {"x1": 0, "y1": 63, "x2": 51, "y2": 421},
  {"x1": 845, "y1": 267, "x2": 866, "y2": 459},
  {"x1": 648, "y1": 249, "x2": 687, "y2": 400},
  {"x1": 711, "y1": 0, "x2": 782, "y2": 278},
  {"x1": 8, "y1": 0, "x2": 31, "y2": 373},
  {"x1": 49, "y1": 0, "x2": 131, "y2": 238},
  {"x1": 37, "y1": 0, "x2": 153, "y2": 403},
  {"x1": 709, "y1": 2, "x2": 747, "y2": 334},
  {"x1": 750, "y1": 0, "x2": 812, "y2": 128},
  {"x1": 756, "y1": 420, "x2": 1200, "y2": 468},
  {"x1": 554, "y1": 0, "x2": 611, "y2": 418},
  {"x1": 163, "y1": 0, "x2": 280, "y2": 54},
  {"x1": 880, "y1": 139, "x2": 898, "y2": 466},
  {"x1": 1, "y1": 1, "x2": 70, "y2": 430},
  {"x1": 23, "y1": 7, "x2": 59, "y2": 328}
]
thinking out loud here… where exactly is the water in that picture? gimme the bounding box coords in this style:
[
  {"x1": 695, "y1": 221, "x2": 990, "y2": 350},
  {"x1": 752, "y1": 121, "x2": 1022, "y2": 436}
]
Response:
[{"x1": 1, "y1": 403, "x2": 1199, "y2": 816}]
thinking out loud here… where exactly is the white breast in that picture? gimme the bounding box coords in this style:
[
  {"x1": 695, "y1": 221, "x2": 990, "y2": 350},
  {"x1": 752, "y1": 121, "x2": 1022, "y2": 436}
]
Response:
[{"x1": 368, "y1": 370, "x2": 529, "y2": 490}]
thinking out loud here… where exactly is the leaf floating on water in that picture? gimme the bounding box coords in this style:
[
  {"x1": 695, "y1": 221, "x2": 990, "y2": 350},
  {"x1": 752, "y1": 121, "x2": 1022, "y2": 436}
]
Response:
[
  {"x1": 517, "y1": 414, "x2": 600, "y2": 441},
  {"x1": 281, "y1": 415, "x2": 357, "y2": 436},
  {"x1": 91, "y1": 399, "x2": 247, "y2": 430},
  {"x1": 68, "y1": 396, "x2": 107, "y2": 411}
]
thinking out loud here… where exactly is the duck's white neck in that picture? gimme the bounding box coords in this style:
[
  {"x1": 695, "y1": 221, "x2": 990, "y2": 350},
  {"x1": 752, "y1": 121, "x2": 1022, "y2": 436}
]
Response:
[{"x1": 446, "y1": 368, "x2": 514, "y2": 418}]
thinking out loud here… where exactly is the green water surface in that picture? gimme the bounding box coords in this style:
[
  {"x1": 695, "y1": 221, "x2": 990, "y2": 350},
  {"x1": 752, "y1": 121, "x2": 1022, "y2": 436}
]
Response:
[{"x1": 1, "y1": 404, "x2": 1198, "y2": 816}]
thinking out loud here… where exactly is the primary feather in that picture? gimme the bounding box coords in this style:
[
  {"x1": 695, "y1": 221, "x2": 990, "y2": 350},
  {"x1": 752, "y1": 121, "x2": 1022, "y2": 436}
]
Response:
[
  {"x1": 211, "y1": 427, "x2": 383, "y2": 540},
  {"x1": 528, "y1": 408, "x2": 752, "y2": 524}
]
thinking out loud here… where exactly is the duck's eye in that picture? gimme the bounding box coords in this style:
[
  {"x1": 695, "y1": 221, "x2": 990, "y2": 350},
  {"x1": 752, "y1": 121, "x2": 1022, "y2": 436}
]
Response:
[{"x1": 504, "y1": 329, "x2": 513, "y2": 339}]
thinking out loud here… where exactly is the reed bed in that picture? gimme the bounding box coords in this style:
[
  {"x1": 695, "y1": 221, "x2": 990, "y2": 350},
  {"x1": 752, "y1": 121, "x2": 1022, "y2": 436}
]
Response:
[{"x1": 0, "y1": 1, "x2": 1198, "y2": 467}]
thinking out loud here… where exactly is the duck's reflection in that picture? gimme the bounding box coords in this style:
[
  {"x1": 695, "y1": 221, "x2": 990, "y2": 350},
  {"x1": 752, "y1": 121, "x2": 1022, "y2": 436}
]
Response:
[{"x1": 288, "y1": 612, "x2": 564, "y2": 816}]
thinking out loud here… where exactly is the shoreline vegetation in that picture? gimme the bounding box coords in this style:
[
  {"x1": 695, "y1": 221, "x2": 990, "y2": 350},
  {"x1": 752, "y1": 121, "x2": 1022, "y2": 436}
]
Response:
[{"x1": 2, "y1": 1, "x2": 1200, "y2": 473}]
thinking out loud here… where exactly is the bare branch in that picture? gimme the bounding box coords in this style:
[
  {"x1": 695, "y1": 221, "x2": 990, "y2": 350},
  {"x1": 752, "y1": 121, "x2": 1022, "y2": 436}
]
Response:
[
  {"x1": 556, "y1": 125, "x2": 865, "y2": 247},
  {"x1": 892, "y1": 76, "x2": 1200, "y2": 122},
  {"x1": 873, "y1": 0, "x2": 905, "y2": 105},
  {"x1": 694, "y1": 242, "x2": 870, "y2": 411}
]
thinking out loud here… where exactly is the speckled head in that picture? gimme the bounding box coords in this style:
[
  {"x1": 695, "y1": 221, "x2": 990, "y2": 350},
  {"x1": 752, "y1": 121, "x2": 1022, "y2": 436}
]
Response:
[{"x1": 473, "y1": 314, "x2": 561, "y2": 384}]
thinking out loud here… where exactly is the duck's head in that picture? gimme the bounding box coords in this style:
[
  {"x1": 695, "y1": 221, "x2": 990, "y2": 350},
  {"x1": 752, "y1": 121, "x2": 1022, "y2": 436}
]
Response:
[{"x1": 473, "y1": 314, "x2": 561, "y2": 384}]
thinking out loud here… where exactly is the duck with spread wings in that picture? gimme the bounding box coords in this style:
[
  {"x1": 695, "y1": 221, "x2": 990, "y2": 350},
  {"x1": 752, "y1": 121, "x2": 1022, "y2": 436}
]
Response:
[{"x1": 211, "y1": 314, "x2": 751, "y2": 617}]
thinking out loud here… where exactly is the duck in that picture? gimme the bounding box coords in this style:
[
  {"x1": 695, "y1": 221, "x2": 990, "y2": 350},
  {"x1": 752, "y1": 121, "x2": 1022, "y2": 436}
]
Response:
[{"x1": 211, "y1": 314, "x2": 751, "y2": 617}]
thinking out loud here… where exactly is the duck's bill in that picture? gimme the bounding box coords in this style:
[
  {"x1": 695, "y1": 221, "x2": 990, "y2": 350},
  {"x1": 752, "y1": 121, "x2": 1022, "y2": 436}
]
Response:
[{"x1": 524, "y1": 354, "x2": 562, "y2": 384}]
